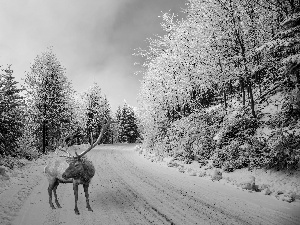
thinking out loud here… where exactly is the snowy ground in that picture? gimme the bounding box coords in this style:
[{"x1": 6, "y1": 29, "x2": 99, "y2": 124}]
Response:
[
  {"x1": 0, "y1": 144, "x2": 300, "y2": 225},
  {"x1": 139, "y1": 145, "x2": 300, "y2": 205}
]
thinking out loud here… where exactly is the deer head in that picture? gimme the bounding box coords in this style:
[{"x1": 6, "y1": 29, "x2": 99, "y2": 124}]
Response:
[{"x1": 62, "y1": 157, "x2": 94, "y2": 182}]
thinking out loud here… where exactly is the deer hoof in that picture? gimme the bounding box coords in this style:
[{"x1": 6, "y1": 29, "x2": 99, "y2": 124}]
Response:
[
  {"x1": 74, "y1": 210, "x2": 80, "y2": 215},
  {"x1": 87, "y1": 207, "x2": 93, "y2": 212},
  {"x1": 55, "y1": 202, "x2": 62, "y2": 208}
]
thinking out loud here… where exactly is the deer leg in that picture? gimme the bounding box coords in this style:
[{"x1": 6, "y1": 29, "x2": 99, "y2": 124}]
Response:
[
  {"x1": 53, "y1": 180, "x2": 61, "y2": 208},
  {"x1": 48, "y1": 180, "x2": 56, "y2": 209},
  {"x1": 83, "y1": 183, "x2": 93, "y2": 212},
  {"x1": 73, "y1": 182, "x2": 80, "y2": 215}
]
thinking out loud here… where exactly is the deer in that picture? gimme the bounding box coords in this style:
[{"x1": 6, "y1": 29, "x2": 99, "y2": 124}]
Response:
[{"x1": 44, "y1": 120, "x2": 111, "y2": 215}]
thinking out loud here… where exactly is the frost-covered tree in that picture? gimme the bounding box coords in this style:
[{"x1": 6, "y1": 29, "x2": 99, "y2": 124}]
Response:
[
  {"x1": 112, "y1": 106, "x2": 122, "y2": 143},
  {"x1": 0, "y1": 66, "x2": 24, "y2": 156},
  {"x1": 83, "y1": 83, "x2": 112, "y2": 144},
  {"x1": 117, "y1": 103, "x2": 139, "y2": 143},
  {"x1": 135, "y1": 0, "x2": 299, "y2": 161},
  {"x1": 255, "y1": 2, "x2": 300, "y2": 124},
  {"x1": 23, "y1": 49, "x2": 74, "y2": 153},
  {"x1": 257, "y1": 4, "x2": 300, "y2": 89},
  {"x1": 185, "y1": 0, "x2": 282, "y2": 117}
]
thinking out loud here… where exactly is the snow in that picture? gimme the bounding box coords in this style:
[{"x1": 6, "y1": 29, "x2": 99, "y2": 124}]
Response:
[
  {"x1": 212, "y1": 99, "x2": 242, "y2": 143},
  {"x1": 256, "y1": 38, "x2": 297, "y2": 53},
  {"x1": 0, "y1": 154, "x2": 51, "y2": 225},
  {"x1": 275, "y1": 25, "x2": 300, "y2": 39},
  {"x1": 282, "y1": 53, "x2": 300, "y2": 65},
  {"x1": 204, "y1": 103, "x2": 221, "y2": 113},
  {"x1": 140, "y1": 146, "x2": 300, "y2": 204},
  {"x1": 0, "y1": 144, "x2": 300, "y2": 225}
]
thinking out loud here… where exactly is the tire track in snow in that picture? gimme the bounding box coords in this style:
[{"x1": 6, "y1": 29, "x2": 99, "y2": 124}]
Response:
[
  {"x1": 0, "y1": 171, "x2": 43, "y2": 225},
  {"x1": 6, "y1": 145, "x2": 300, "y2": 225},
  {"x1": 103, "y1": 148, "x2": 246, "y2": 225},
  {"x1": 102, "y1": 146, "x2": 300, "y2": 225},
  {"x1": 92, "y1": 151, "x2": 169, "y2": 224}
]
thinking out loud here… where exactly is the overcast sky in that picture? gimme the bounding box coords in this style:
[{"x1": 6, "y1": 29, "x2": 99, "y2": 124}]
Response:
[{"x1": 0, "y1": 0, "x2": 186, "y2": 112}]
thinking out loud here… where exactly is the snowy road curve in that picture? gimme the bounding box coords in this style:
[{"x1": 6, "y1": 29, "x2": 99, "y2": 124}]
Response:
[{"x1": 6, "y1": 144, "x2": 300, "y2": 225}]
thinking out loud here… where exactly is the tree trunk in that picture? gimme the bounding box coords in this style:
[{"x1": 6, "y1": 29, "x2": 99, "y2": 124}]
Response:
[
  {"x1": 223, "y1": 86, "x2": 227, "y2": 109},
  {"x1": 240, "y1": 78, "x2": 246, "y2": 106},
  {"x1": 218, "y1": 58, "x2": 228, "y2": 108},
  {"x1": 42, "y1": 103, "x2": 47, "y2": 154},
  {"x1": 89, "y1": 130, "x2": 93, "y2": 145},
  {"x1": 42, "y1": 120, "x2": 46, "y2": 154},
  {"x1": 248, "y1": 78, "x2": 256, "y2": 118}
]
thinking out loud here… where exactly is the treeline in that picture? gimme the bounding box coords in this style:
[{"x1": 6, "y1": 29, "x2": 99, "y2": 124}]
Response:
[
  {"x1": 136, "y1": 0, "x2": 300, "y2": 171},
  {"x1": 0, "y1": 49, "x2": 140, "y2": 167}
]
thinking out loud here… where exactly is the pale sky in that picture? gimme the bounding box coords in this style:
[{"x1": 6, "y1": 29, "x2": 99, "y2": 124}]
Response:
[{"x1": 0, "y1": 0, "x2": 186, "y2": 112}]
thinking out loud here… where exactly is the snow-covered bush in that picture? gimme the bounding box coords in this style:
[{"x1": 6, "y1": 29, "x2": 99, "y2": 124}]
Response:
[
  {"x1": 213, "y1": 129, "x2": 300, "y2": 172},
  {"x1": 266, "y1": 130, "x2": 300, "y2": 170},
  {"x1": 217, "y1": 114, "x2": 259, "y2": 148},
  {"x1": 0, "y1": 155, "x2": 26, "y2": 169},
  {"x1": 158, "y1": 108, "x2": 223, "y2": 162},
  {"x1": 211, "y1": 141, "x2": 248, "y2": 171},
  {"x1": 160, "y1": 117, "x2": 192, "y2": 160},
  {"x1": 211, "y1": 137, "x2": 267, "y2": 171},
  {"x1": 267, "y1": 89, "x2": 300, "y2": 129}
]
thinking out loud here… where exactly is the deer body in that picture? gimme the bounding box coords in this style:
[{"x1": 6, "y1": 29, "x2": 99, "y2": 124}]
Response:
[
  {"x1": 44, "y1": 156, "x2": 95, "y2": 214},
  {"x1": 45, "y1": 157, "x2": 72, "y2": 183},
  {"x1": 44, "y1": 120, "x2": 111, "y2": 215}
]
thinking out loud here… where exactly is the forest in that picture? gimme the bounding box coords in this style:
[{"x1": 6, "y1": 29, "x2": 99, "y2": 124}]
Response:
[
  {"x1": 1, "y1": 0, "x2": 300, "y2": 173},
  {"x1": 0, "y1": 49, "x2": 140, "y2": 168},
  {"x1": 136, "y1": 0, "x2": 300, "y2": 172}
]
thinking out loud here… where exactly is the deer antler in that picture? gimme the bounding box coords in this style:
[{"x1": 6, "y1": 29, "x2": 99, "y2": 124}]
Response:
[
  {"x1": 77, "y1": 119, "x2": 113, "y2": 158},
  {"x1": 59, "y1": 146, "x2": 71, "y2": 157},
  {"x1": 56, "y1": 132, "x2": 74, "y2": 157},
  {"x1": 90, "y1": 131, "x2": 93, "y2": 148}
]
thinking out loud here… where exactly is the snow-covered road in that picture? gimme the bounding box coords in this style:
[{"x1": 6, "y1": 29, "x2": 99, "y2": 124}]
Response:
[{"x1": 1, "y1": 144, "x2": 299, "y2": 225}]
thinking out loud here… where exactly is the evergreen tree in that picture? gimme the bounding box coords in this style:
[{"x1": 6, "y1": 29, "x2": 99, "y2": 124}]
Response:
[
  {"x1": 101, "y1": 96, "x2": 113, "y2": 144},
  {"x1": 0, "y1": 66, "x2": 24, "y2": 156},
  {"x1": 83, "y1": 83, "x2": 112, "y2": 144},
  {"x1": 114, "y1": 106, "x2": 122, "y2": 143},
  {"x1": 116, "y1": 106, "x2": 122, "y2": 122},
  {"x1": 23, "y1": 49, "x2": 74, "y2": 153},
  {"x1": 118, "y1": 103, "x2": 139, "y2": 143}
]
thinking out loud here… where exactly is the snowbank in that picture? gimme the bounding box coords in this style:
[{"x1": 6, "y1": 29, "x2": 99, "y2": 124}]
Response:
[
  {"x1": 138, "y1": 147, "x2": 300, "y2": 204},
  {"x1": 0, "y1": 153, "x2": 53, "y2": 225}
]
